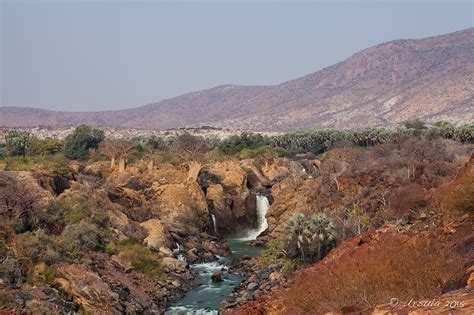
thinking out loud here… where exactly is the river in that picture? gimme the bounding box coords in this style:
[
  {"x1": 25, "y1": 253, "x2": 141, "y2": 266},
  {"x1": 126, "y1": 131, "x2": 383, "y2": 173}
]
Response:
[{"x1": 165, "y1": 194, "x2": 270, "y2": 315}]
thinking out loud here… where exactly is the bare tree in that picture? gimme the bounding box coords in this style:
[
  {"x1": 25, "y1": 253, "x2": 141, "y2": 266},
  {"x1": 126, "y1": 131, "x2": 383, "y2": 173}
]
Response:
[
  {"x1": 100, "y1": 139, "x2": 135, "y2": 173},
  {"x1": 171, "y1": 133, "x2": 208, "y2": 182},
  {"x1": 171, "y1": 133, "x2": 207, "y2": 161}
]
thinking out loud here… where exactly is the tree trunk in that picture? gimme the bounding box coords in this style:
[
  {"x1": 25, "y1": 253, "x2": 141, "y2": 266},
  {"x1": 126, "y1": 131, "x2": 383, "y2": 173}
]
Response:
[
  {"x1": 147, "y1": 159, "x2": 154, "y2": 171},
  {"x1": 110, "y1": 156, "x2": 115, "y2": 169},
  {"x1": 119, "y1": 156, "x2": 126, "y2": 173},
  {"x1": 187, "y1": 162, "x2": 202, "y2": 182}
]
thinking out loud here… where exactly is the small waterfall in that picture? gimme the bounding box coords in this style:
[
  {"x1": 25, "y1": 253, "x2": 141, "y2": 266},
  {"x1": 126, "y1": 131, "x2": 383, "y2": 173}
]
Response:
[
  {"x1": 176, "y1": 253, "x2": 186, "y2": 262},
  {"x1": 238, "y1": 193, "x2": 270, "y2": 241},
  {"x1": 211, "y1": 213, "x2": 218, "y2": 234},
  {"x1": 173, "y1": 243, "x2": 186, "y2": 262}
]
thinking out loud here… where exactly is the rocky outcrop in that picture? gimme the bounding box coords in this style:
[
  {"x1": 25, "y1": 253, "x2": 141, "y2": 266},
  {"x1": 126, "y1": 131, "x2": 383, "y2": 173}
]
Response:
[
  {"x1": 55, "y1": 265, "x2": 122, "y2": 314},
  {"x1": 148, "y1": 182, "x2": 208, "y2": 234},
  {"x1": 229, "y1": 216, "x2": 474, "y2": 314},
  {"x1": 200, "y1": 161, "x2": 257, "y2": 235},
  {"x1": 140, "y1": 219, "x2": 172, "y2": 250}
]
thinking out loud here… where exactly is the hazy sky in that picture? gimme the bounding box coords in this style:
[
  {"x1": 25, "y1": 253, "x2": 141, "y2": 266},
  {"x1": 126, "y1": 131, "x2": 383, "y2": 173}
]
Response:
[{"x1": 1, "y1": 0, "x2": 473, "y2": 112}]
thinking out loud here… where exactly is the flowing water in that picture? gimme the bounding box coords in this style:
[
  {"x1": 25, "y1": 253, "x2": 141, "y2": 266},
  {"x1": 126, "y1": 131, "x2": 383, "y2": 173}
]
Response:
[
  {"x1": 235, "y1": 194, "x2": 270, "y2": 241},
  {"x1": 165, "y1": 194, "x2": 270, "y2": 315},
  {"x1": 211, "y1": 214, "x2": 218, "y2": 234}
]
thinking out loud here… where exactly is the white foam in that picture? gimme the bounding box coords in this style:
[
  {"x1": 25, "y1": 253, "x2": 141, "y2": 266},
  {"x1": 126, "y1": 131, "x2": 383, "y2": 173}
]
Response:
[{"x1": 236, "y1": 194, "x2": 270, "y2": 241}]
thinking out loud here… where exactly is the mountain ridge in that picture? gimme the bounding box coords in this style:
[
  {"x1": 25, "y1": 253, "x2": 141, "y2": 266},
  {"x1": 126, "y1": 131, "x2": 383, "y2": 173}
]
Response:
[{"x1": 2, "y1": 28, "x2": 473, "y2": 131}]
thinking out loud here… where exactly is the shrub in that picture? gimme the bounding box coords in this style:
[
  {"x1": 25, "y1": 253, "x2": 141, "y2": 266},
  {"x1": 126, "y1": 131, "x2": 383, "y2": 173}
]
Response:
[
  {"x1": 5, "y1": 130, "x2": 32, "y2": 157},
  {"x1": 0, "y1": 255, "x2": 28, "y2": 284},
  {"x1": 30, "y1": 138, "x2": 64, "y2": 155},
  {"x1": 337, "y1": 204, "x2": 370, "y2": 238},
  {"x1": 219, "y1": 132, "x2": 270, "y2": 155},
  {"x1": 403, "y1": 119, "x2": 427, "y2": 130},
  {"x1": 17, "y1": 231, "x2": 61, "y2": 265},
  {"x1": 27, "y1": 262, "x2": 55, "y2": 285},
  {"x1": 56, "y1": 221, "x2": 103, "y2": 258},
  {"x1": 284, "y1": 212, "x2": 338, "y2": 264},
  {"x1": 118, "y1": 243, "x2": 164, "y2": 278}
]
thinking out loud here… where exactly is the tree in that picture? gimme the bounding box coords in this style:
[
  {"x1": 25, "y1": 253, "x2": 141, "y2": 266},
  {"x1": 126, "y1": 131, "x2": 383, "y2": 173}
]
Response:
[
  {"x1": 284, "y1": 212, "x2": 337, "y2": 264},
  {"x1": 5, "y1": 130, "x2": 32, "y2": 157},
  {"x1": 99, "y1": 139, "x2": 134, "y2": 173},
  {"x1": 63, "y1": 125, "x2": 105, "y2": 160},
  {"x1": 172, "y1": 133, "x2": 207, "y2": 160},
  {"x1": 30, "y1": 138, "x2": 63, "y2": 155},
  {"x1": 403, "y1": 119, "x2": 427, "y2": 130},
  {"x1": 171, "y1": 133, "x2": 209, "y2": 182},
  {"x1": 143, "y1": 136, "x2": 166, "y2": 171}
]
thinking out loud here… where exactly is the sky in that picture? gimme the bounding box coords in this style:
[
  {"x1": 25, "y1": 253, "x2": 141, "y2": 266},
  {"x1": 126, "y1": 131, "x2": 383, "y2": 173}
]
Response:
[{"x1": 1, "y1": 0, "x2": 473, "y2": 112}]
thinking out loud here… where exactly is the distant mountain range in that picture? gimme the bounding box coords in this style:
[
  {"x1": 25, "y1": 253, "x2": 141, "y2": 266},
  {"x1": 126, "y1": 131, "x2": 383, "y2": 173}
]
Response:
[{"x1": 2, "y1": 28, "x2": 473, "y2": 132}]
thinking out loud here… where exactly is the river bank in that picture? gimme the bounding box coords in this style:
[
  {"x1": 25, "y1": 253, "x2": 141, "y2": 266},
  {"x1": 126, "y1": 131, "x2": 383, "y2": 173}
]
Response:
[{"x1": 165, "y1": 195, "x2": 271, "y2": 314}]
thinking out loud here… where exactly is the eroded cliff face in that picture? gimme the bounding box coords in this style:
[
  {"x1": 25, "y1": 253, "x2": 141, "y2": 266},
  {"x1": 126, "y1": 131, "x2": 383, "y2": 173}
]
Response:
[
  {"x1": 200, "y1": 161, "x2": 256, "y2": 236},
  {"x1": 226, "y1": 154, "x2": 474, "y2": 314},
  {"x1": 0, "y1": 156, "x2": 282, "y2": 313},
  {"x1": 2, "y1": 141, "x2": 472, "y2": 314}
]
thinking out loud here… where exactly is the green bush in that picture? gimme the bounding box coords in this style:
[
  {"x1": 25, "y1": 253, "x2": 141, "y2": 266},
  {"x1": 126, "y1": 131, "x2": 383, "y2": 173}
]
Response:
[
  {"x1": 27, "y1": 262, "x2": 55, "y2": 285},
  {"x1": 17, "y1": 231, "x2": 61, "y2": 265},
  {"x1": 5, "y1": 130, "x2": 32, "y2": 157},
  {"x1": 284, "y1": 212, "x2": 338, "y2": 264},
  {"x1": 64, "y1": 125, "x2": 105, "y2": 160},
  {"x1": 219, "y1": 132, "x2": 270, "y2": 155},
  {"x1": 56, "y1": 221, "x2": 103, "y2": 259},
  {"x1": 30, "y1": 138, "x2": 64, "y2": 155},
  {"x1": 118, "y1": 243, "x2": 164, "y2": 278},
  {"x1": 260, "y1": 213, "x2": 338, "y2": 268},
  {"x1": 338, "y1": 204, "x2": 371, "y2": 238},
  {"x1": 258, "y1": 237, "x2": 300, "y2": 272}
]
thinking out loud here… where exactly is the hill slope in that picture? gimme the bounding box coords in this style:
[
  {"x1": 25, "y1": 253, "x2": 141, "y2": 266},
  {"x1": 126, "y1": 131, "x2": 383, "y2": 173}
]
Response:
[{"x1": 1, "y1": 28, "x2": 473, "y2": 131}]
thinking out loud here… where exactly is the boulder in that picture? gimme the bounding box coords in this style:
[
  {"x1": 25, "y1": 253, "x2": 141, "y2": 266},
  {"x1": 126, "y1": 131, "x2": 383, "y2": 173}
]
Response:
[
  {"x1": 211, "y1": 272, "x2": 224, "y2": 282},
  {"x1": 247, "y1": 282, "x2": 259, "y2": 291},
  {"x1": 161, "y1": 257, "x2": 187, "y2": 273},
  {"x1": 140, "y1": 219, "x2": 171, "y2": 250},
  {"x1": 201, "y1": 162, "x2": 257, "y2": 235},
  {"x1": 186, "y1": 248, "x2": 199, "y2": 263},
  {"x1": 159, "y1": 247, "x2": 173, "y2": 258},
  {"x1": 55, "y1": 265, "x2": 121, "y2": 314}
]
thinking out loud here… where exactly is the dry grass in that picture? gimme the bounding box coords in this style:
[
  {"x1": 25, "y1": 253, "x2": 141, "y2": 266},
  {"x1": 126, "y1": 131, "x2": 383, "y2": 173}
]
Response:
[{"x1": 284, "y1": 234, "x2": 466, "y2": 314}]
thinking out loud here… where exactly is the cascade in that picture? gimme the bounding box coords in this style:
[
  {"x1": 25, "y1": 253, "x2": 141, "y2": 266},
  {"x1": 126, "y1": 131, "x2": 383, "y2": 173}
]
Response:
[
  {"x1": 173, "y1": 243, "x2": 186, "y2": 261},
  {"x1": 238, "y1": 193, "x2": 270, "y2": 241},
  {"x1": 211, "y1": 213, "x2": 218, "y2": 234}
]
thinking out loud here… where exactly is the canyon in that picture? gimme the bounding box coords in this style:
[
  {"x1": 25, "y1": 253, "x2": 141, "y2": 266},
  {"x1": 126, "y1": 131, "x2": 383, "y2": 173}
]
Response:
[{"x1": 0, "y1": 133, "x2": 473, "y2": 314}]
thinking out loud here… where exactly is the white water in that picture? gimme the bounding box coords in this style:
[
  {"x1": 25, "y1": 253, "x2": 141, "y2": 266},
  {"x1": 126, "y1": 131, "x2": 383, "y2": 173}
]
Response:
[
  {"x1": 211, "y1": 214, "x2": 218, "y2": 234},
  {"x1": 173, "y1": 243, "x2": 186, "y2": 262},
  {"x1": 237, "y1": 194, "x2": 270, "y2": 241}
]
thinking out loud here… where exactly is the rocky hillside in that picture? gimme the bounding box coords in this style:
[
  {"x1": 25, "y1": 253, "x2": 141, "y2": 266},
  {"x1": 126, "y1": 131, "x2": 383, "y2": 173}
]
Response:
[
  {"x1": 2, "y1": 28, "x2": 473, "y2": 131},
  {"x1": 0, "y1": 134, "x2": 473, "y2": 313},
  {"x1": 223, "y1": 148, "x2": 474, "y2": 315}
]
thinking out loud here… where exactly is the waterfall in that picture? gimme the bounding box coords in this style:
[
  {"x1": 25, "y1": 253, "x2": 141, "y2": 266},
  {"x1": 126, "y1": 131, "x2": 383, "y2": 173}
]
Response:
[
  {"x1": 176, "y1": 253, "x2": 186, "y2": 262},
  {"x1": 173, "y1": 243, "x2": 186, "y2": 261},
  {"x1": 238, "y1": 193, "x2": 270, "y2": 241},
  {"x1": 211, "y1": 213, "x2": 218, "y2": 234},
  {"x1": 255, "y1": 194, "x2": 270, "y2": 234}
]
